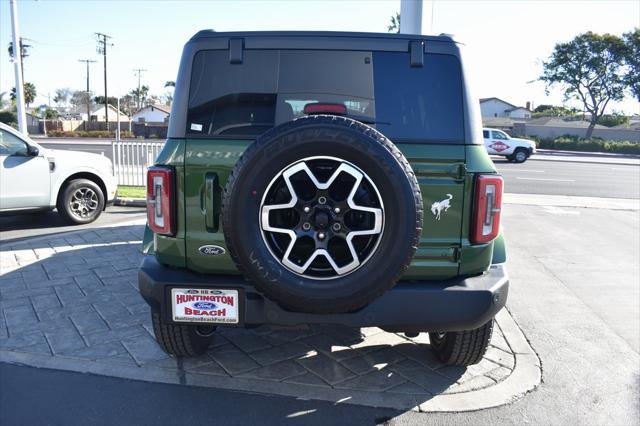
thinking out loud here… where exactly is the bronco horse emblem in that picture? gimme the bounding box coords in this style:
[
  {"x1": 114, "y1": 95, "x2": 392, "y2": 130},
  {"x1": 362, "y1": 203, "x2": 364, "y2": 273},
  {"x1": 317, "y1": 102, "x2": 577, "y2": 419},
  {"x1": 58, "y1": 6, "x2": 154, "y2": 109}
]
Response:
[{"x1": 431, "y1": 194, "x2": 453, "y2": 221}]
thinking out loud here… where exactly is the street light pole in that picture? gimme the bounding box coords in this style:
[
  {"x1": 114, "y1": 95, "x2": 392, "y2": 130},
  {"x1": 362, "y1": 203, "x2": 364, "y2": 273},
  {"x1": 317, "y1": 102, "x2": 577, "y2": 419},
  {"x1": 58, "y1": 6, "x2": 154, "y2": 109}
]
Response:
[{"x1": 9, "y1": 0, "x2": 27, "y2": 134}]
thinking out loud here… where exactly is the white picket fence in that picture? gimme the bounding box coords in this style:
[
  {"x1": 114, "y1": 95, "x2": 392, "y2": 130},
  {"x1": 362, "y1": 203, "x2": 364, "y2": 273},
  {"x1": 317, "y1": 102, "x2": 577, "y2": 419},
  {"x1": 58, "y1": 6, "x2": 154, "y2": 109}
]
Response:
[{"x1": 111, "y1": 141, "x2": 165, "y2": 186}]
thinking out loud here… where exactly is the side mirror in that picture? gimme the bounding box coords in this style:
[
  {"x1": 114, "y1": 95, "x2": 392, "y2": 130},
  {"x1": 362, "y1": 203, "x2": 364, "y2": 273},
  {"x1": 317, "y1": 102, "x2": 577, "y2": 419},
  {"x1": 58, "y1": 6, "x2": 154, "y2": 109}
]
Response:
[{"x1": 27, "y1": 145, "x2": 39, "y2": 156}]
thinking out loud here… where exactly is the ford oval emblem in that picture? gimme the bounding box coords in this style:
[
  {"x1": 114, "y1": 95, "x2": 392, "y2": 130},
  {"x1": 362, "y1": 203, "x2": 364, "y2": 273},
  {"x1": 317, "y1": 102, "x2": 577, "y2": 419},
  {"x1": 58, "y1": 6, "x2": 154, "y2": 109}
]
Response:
[
  {"x1": 193, "y1": 301, "x2": 216, "y2": 310},
  {"x1": 198, "y1": 245, "x2": 226, "y2": 256}
]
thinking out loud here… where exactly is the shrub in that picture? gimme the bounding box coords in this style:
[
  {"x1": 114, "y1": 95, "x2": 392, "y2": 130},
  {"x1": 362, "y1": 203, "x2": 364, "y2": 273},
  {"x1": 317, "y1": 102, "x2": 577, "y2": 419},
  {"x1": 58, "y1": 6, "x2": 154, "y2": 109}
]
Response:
[
  {"x1": 535, "y1": 135, "x2": 640, "y2": 155},
  {"x1": 0, "y1": 110, "x2": 17, "y2": 125}
]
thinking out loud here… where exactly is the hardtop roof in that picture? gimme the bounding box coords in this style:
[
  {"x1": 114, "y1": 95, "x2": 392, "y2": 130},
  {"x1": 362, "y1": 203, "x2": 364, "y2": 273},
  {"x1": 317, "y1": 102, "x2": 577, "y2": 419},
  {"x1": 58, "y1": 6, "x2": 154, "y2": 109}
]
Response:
[{"x1": 189, "y1": 30, "x2": 459, "y2": 44}]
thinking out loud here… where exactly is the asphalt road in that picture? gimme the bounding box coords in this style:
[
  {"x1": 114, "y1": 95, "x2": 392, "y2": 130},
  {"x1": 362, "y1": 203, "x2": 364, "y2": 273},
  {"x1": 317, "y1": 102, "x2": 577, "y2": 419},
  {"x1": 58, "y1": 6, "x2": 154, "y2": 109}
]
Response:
[
  {"x1": 0, "y1": 363, "x2": 398, "y2": 426},
  {"x1": 494, "y1": 157, "x2": 640, "y2": 199},
  {"x1": 0, "y1": 206, "x2": 146, "y2": 242}
]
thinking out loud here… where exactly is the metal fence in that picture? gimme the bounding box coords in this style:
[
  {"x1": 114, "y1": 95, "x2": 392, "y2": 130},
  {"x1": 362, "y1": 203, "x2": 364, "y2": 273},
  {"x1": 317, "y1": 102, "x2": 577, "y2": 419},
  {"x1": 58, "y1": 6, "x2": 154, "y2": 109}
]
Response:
[{"x1": 111, "y1": 140, "x2": 164, "y2": 186}]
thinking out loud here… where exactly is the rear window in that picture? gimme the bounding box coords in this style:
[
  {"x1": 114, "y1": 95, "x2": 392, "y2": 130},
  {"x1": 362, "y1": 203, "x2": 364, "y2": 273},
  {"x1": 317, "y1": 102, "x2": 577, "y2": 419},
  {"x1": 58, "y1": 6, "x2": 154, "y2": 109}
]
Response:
[{"x1": 187, "y1": 49, "x2": 463, "y2": 142}]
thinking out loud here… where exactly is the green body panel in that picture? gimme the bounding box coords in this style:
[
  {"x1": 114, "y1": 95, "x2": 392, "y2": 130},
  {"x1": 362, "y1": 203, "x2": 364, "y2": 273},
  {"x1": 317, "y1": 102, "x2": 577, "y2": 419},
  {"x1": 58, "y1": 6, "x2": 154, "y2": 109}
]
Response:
[
  {"x1": 150, "y1": 138, "x2": 501, "y2": 279},
  {"x1": 458, "y1": 145, "x2": 499, "y2": 276}
]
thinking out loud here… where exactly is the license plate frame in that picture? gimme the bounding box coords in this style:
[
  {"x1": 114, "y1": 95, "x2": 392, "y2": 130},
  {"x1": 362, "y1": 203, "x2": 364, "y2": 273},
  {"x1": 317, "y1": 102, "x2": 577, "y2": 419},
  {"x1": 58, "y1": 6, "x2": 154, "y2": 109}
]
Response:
[{"x1": 170, "y1": 288, "x2": 241, "y2": 325}]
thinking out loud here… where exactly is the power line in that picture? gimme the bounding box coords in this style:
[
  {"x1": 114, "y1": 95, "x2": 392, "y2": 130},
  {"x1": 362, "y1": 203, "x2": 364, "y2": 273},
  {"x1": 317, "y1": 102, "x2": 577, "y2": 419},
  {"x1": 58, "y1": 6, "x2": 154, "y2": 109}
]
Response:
[
  {"x1": 133, "y1": 68, "x2": 147, "y2": 110},
  {"x1": 78, "y1": 59, "x2": 97, "y2": 128},
  {"x1": 95, "y1": 32, "x2": 112, "y2": 126}
]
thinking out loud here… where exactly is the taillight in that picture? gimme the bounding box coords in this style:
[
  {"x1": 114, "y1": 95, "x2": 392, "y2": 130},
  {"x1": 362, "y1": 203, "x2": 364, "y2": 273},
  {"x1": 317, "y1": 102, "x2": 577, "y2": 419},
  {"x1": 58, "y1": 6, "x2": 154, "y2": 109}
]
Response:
[
  {"x1": 471, "y1": 175, "x2": 503, "y2": 244},
  {"x1": 147, "y1": 166, "x2": 175, "y2": 236}
]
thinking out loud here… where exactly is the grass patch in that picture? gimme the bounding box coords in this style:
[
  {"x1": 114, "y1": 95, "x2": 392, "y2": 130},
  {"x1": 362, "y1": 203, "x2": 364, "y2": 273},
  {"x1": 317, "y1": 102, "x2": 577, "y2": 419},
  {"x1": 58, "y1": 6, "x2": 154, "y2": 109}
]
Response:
[{"x1": 117, "y1": 185, "x2": 146, "y2": 199}]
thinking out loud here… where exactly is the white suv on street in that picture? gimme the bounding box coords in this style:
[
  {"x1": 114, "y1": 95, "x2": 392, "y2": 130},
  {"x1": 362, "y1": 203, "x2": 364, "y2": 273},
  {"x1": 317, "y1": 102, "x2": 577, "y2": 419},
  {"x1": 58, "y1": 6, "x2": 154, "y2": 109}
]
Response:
[
  {"x1": 483, "y1": 128, "x2": 536, "y2": 163},
  {"x1": 0, "y1": 123, "x2": 116, "y2": 224}
]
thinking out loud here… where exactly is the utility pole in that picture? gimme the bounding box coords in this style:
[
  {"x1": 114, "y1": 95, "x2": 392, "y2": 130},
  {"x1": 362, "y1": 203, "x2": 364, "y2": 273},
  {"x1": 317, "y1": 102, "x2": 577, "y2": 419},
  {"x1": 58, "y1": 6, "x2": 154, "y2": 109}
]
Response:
[
  {"x1": 95, "y1": 32, "x2": 112, "y2": 129},
  {"x1": 9, "y1": 0, "x2": 26, "y2": 134},
  {"x1": 133, "y1": 68, "x2": 147, "y2": 110},
  {"x1": 78, "y1": 59, "x2": 96, "y2": 128}
]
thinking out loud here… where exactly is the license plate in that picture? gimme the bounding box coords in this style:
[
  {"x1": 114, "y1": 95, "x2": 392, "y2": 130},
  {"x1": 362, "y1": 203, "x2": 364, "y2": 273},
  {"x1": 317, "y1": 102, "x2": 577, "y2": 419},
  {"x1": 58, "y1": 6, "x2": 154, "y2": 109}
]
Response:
[{"x1": 171, "y1": 288, "x2": 239, "y2": 324}]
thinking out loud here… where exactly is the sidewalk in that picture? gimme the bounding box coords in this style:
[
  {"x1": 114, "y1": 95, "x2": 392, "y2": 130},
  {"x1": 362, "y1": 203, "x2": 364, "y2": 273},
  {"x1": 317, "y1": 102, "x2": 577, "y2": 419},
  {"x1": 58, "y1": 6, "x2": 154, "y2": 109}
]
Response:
[{"x1": 0, "y1": 224, "x2": 540, "y2": 413}]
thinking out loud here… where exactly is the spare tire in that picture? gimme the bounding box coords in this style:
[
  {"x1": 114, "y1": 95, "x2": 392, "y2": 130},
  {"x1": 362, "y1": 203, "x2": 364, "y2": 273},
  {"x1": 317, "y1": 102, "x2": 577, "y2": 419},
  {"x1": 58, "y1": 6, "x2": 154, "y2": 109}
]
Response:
[{"x1": 222, "y1": 115, "x2": 423, "y2": 314}]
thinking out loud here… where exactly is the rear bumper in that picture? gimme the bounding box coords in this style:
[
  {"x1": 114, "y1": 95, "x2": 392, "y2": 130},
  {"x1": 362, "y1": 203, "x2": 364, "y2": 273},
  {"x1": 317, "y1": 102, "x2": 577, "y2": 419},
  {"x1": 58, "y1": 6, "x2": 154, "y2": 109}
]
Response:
[{"x1": 138, "y1": 256, "x2": 509, "y2": 332}]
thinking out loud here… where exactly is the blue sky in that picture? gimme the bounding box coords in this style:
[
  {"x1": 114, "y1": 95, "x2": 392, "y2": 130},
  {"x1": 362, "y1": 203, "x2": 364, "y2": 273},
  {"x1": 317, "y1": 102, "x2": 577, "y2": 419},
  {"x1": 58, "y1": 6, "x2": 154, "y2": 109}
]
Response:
[{"x1": 1, "y1": 0, "x2": 639, "y2": 114}]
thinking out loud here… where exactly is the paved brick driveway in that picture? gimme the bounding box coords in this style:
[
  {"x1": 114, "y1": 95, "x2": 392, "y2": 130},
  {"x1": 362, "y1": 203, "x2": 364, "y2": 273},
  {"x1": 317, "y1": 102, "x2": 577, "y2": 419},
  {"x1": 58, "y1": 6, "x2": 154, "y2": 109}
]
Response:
[{"x1": 0, "y1": 223, "x2": 540, "y2": 412}]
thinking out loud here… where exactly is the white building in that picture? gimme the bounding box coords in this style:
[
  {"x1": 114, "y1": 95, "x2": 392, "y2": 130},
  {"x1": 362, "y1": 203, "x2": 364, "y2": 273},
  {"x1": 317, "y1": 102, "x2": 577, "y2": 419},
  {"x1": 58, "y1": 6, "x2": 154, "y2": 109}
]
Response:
[
  {"x1": 83, "y1": 104, "x2": 129, "y2": 122},
  {"x1": 480, "y1": 97, "x2": 532, "y2": 119},
  {"x1": 132, "y1": 104, "x2": 170, "y2": 124}
]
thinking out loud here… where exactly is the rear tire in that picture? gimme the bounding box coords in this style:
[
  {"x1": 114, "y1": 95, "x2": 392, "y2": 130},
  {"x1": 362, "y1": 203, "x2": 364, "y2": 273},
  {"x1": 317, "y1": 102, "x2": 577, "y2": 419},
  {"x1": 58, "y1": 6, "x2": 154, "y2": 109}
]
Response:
[
  {"x1": 513, "y1": 148, "x2": 529, "y2": 163},
  {"x1": 57, "y1": 178, "x2": 105, "y2": 224},
  {"x1": 151, "y1": 311, "x2": 216, "y2": 357},
  {"x1": 429, "y1": 320, "x2": 493, "y2": 366}
]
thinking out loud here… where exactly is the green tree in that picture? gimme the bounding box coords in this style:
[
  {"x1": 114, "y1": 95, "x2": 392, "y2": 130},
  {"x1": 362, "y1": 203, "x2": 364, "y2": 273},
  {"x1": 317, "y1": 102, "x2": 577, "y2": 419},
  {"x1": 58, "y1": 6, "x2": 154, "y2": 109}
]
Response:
[
  {"x1": 10, "y1": 82, "x2": 36, "y2": 107},
  {"x1": 622, "y1": 28, "x2": 639, "y2": 101},
  {"x1": 532, "y1": 104, "x2": 577, "y2": 117},
  {"x1": 44, "y1": 108, "x2": 59, "y2": 119},
  {"x1": 130, "y1": 85, "x2": 149, "y2": 110},
  {"x1": 388, "y1": 12, "x2": 400, "y2": 33},
  {"x1": 53, "y1": 88, "x2": 72, "y2": 108},
  {"x1": 70, "y1": 90, "x2": 94, "y2": 115},
  {"x1": 164, "y1": 81, "x2": 176, "y2": 88},
  {"x1": 539, "y1": 31, "x2": 627, "y2": 139},
  {"x1": 93, "y1": 96, "x2": 118, "y2": 108}
]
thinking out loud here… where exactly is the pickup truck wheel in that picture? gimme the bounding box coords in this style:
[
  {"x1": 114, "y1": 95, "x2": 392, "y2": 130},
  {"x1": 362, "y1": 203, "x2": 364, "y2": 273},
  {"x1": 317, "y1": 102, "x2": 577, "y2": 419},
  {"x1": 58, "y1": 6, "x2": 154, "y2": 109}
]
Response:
[
  {"x1": 151, "y1": 312, "x2": 215, "y2": 357},
  {"x1": 513, "y1": 148, "x2": 529, "y2": 163},
  {"x1": 429, "y1": 320, "x2": 493, "y2": 366},
  {"x1": 223, "y1": 115, "x2": 423, "y2": 314},
  {"x1": 57, "y1": 179, "x2": 105, "y2": 224}
]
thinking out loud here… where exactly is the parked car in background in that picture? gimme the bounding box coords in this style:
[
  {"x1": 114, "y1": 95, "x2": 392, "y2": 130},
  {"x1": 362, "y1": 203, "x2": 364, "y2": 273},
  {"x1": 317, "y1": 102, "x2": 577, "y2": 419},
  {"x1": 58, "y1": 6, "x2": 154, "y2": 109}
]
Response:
[
  {"x1": 483, "y1": 128, "x2": 536, "y2": 163},
  {"x1": 0, "y1": 123, "x2": 116, "y2": 224}
]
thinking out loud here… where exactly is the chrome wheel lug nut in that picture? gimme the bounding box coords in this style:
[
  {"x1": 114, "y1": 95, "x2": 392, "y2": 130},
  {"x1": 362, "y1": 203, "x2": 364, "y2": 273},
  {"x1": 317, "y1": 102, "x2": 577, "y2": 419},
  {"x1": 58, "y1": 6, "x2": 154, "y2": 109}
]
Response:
[
  {"x1": 318, "y1": 232, "x2": 325, "y2": 240},
  {"x1": 334, "y1": 207, "x2": 341, "y2": 214},
  {"x1": 332, "y1": 223, "x2": 341, "y2": 231},
  {"x1": 302, "y1": 222, "x2": 311, "y2": 231},
  {"x1": 303, "y1": 206, "x2": 310, "y2": 213}
]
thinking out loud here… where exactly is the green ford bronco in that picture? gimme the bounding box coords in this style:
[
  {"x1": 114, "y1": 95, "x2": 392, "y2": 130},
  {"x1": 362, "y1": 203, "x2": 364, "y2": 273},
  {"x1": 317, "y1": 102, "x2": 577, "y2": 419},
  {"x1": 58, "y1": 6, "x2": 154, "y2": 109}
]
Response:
[{"x1": 139, "y1": 31, "x2": 507, "y2": 366}]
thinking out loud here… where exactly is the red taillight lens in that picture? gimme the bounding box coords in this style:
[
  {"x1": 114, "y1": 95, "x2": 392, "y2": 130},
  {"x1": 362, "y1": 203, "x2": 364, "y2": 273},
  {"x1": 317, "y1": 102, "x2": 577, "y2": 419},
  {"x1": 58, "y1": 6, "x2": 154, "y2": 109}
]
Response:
[
  {"x1": 303, "y1": 103, "x2": 348, "y2": 115},
  {"x1": 147, "y1": 166, "x2": 175, "y2": 236},
  {"x1": 471, "y1": 175, "x2": 503, "y2": 244}
]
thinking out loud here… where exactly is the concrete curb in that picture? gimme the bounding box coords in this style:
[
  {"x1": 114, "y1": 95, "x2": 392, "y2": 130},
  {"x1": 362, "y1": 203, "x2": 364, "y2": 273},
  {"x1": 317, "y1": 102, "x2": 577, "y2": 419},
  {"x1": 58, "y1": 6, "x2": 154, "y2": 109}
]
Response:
[
  {"x1": 504, "y1": 193, "x2": 640, "y2": 211},
  {"x1": 417, "y1": 309, "x2": 541, "y2": 412},
  {"x1": 114, "y1": 198, "x2": 146, "y2": 207},
  {"x1": 0, "y1": 306, "x2": 541, "y2": 412}
]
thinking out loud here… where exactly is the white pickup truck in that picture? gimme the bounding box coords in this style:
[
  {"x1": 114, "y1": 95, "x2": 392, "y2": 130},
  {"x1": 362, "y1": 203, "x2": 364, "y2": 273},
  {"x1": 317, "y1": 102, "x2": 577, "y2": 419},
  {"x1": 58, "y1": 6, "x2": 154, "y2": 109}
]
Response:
[
  {"x1": 483, "y1": 128, "x2": 536, "y2": 163},
  {"x1": 0, "y1": 123, "x2": 117, "y2": 224}
]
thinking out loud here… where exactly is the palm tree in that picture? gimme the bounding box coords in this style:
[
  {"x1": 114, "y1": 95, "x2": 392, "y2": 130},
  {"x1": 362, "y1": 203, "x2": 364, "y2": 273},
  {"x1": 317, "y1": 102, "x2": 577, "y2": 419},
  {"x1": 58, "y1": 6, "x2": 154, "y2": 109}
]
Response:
[
  {"x1": 10, "y1": 82, "x2": 37, "y2": 107},
  {"x1": 164, "y1": 81, "x2": 175, "y2": 88}
]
